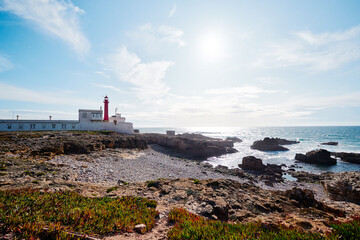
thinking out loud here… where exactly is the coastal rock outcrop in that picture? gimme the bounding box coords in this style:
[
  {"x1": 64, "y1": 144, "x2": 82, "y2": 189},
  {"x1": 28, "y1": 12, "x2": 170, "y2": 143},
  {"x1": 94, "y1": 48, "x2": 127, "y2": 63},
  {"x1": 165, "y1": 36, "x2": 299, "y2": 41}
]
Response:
[
  {"x1": 29, "y1": 134, "x2": 147, "y2": 156},
  {"x1": 240, "y1": 156, "x2": 266, "y2": 171},
  {"x1": 284, "y1": 187, "x2": 320, "y2": 208},
  {"x1": 321, "y1": 142, "x2": 338, "y2": 146},
  {"x1": 225, "y1": 137, "x2": 243, "y2": 143},
  {"x1": 141, "y1": 133, "x2": 237, "y2": 159},
  {"x1": 251, "y1": 137, "x2": 299, "y2": 152},
  {"x1": 0, "y1": 132, "x2": 148, "y2": 158},
  {"x1": 295, "y1": 149, "x2": 337, "y2": 165},
  {"x1": 321, "y1": 171, "x2": 360, "y2": 205},
  {"x1": 238, "y1": 156, "x2": 283, "y2": 182},
  {"x1": 332, "y1": 152, "x2": 360, "y2": 165}
]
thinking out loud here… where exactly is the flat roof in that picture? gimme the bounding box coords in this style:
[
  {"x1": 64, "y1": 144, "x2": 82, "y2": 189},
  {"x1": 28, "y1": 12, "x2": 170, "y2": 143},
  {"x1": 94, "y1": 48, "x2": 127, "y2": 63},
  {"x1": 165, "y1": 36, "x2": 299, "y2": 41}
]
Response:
[
  {"x1": 0, "y1": 120, "x2": 79, "y2": 123},
  {"x1": 78, "y1": 109, "x2": 102, "y2": 112}
]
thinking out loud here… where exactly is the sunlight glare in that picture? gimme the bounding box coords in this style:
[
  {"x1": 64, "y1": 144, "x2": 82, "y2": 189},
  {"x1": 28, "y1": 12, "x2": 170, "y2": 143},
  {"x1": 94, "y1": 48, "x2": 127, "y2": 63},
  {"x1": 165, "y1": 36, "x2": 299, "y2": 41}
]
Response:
[{"x1": 197, "y1": 31, "x2": 226, "y2": 62}]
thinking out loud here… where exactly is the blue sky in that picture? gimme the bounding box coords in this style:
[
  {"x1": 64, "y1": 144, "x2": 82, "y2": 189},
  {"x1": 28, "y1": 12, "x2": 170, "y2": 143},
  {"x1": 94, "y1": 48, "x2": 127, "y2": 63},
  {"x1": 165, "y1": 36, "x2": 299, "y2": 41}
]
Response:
[{"x1": 0, "y1": 0, "x2": 359, "y2": 127}]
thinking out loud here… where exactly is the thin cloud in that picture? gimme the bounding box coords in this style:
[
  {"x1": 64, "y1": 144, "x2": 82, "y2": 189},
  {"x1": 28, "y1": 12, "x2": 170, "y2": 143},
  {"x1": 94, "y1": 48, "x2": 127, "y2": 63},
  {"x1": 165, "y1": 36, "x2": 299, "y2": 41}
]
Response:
[
  {"x1": 204, "y1": 86, "x2": 277, "y2": 98},
  {"x1": 99, "y1": 46, "x2": 173, "y2": 101},
  {"x1": 1, "y1": 0, "x2": 90, "y2": 56},
  {"x1": 94, "y1": 84, "x2": 126, "y2": 94},
  {"x1": 0, "y1": 82, "x2": 97, "y2": 106},
  {"x1": 254, "y1": 25, "x2": 360, "y2": 71},
  {"x1": 169, "y1": 4, "x2": 176, "y2": 17},
  {"x1": 127, "y1": 23, "x2": 185, "y2": 48},
  {"x1": 0, "y1": 54, "x2": 13, "y2": 72}
]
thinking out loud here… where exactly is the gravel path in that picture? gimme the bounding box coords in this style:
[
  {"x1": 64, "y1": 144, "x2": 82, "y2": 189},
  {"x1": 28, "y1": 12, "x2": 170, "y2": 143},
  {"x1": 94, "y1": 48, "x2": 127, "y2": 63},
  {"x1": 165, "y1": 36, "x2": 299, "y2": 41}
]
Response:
[
  {"x1": 49, "y1": 145, "x2": 329, "y2": 200},
  {"x1": 49, "y1": 145, "x2": 244, "y2": 184}
]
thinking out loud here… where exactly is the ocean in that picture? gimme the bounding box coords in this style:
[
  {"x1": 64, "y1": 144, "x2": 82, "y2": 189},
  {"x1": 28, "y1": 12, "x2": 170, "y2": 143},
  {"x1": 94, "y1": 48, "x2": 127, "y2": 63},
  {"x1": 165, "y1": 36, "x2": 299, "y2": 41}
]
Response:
[{"x1": 139, "y1": 126, "x2": 360, "y2": 173}]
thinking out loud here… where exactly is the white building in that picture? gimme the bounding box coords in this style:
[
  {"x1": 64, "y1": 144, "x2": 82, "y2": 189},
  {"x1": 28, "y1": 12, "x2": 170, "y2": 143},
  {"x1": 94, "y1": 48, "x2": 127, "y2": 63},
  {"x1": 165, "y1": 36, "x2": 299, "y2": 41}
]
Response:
[{"x1": 0, "y1": 96, "x2": 134, "y2": 134}]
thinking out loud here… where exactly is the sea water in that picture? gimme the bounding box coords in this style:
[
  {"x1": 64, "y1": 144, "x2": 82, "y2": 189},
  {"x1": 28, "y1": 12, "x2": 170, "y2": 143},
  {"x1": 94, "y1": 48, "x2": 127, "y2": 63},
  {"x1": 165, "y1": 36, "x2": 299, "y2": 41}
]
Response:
[{"x1": 139, "y1": 126, "x2": 360, "y2": 173}]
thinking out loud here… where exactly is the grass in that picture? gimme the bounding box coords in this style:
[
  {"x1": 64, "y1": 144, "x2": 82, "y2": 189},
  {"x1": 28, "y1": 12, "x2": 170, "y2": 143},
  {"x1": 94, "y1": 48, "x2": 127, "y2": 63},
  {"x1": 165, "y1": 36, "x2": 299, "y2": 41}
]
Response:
[
  {"x1": 168, "y1": 208, "x2": 360, "y2": 240},
  {"x1": 0, "y1": 188, "x2": 159, "y2": 239}
]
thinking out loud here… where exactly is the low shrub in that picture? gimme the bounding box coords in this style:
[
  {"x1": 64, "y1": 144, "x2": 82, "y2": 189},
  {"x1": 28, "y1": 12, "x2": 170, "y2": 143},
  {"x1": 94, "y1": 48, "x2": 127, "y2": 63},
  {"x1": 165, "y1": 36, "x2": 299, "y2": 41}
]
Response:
[
  {"x1": 0, "y1": 188, "x2": 158, "y2": 239},
  {"x1": 168, "y1": 208, "x2": 360, "y2": 240}
]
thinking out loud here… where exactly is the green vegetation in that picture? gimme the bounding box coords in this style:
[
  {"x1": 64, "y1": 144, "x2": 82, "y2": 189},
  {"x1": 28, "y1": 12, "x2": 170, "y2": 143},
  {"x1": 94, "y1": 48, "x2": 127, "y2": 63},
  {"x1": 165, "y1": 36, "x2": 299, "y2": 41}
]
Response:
[
  {"x1": 193, "y1": 179, "x2": 200, "y2": 184},
  {"x1": 330, "y1": 216, "x2": 360, "y2": 239},
  {"x1": 106, "y1": 186, "x2": 119, "y2": 193},
  {"x1": 0, "y1": 188, "x2": 158, "y2": 239},
  {"x1": 168, "y1": 208, "x2": 360, "y2": 240}
]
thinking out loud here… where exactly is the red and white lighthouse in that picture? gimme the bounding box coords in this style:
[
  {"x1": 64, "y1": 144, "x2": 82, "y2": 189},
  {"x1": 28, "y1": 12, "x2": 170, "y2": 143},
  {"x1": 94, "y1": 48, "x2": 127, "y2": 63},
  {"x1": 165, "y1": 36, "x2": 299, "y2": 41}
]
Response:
[{"x1": 103, "y1": 95, "x2": 109, "y2": 121}]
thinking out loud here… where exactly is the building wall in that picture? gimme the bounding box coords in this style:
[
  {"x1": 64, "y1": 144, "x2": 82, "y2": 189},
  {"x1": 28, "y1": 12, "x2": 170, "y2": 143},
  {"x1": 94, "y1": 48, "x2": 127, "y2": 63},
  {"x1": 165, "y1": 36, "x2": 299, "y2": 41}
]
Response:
[
  {"x1": 0, "y1": 108, "x2": 134, "y2": 134},
  {"x1": 78, "y1": 121, "x2": 133, "y2": 134},
  {"x1": 0, "y1": 120, "x2": 80, "y2": 132}
]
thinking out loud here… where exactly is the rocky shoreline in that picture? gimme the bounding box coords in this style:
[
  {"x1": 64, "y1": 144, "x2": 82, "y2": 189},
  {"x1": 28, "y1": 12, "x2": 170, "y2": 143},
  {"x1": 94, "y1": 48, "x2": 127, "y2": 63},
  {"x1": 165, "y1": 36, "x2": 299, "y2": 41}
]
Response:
[{"x1": 1, "y1": 131, "x2": 360, "y2": 239}]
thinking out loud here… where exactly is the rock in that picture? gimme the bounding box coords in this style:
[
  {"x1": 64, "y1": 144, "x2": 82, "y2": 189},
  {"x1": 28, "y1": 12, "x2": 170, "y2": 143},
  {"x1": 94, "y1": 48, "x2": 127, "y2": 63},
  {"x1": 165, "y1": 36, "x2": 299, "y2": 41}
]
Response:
[
  {"x1": 322, "y1": 171, "x2": 360, "y2": 205},
  {"x1": 251, "y1": 137, "x2": 298, "y2": 152},
  {"x1": 296, "y1": 221, "x2": 313, "y2": 230},
  {"x1": 266, "y1": 163, "x2": 283, "y2": 174},
  {"x1": 228, "y1": 168, "x2": 245, "y2": 177},
  {"x1": 240, "y1": 156, "x2": 266, "y2": 171},
  {"x1": 141, "y1": 133, "x2": 237, "y2": 159},
  {"x1": 225, "y1": 137, "x2": 243, "y2": 143},
  {"x1": 284, "y1": 187, "x2": 319, "y2": 208},
  {"x1": 134, "y1": 224, "x2": 146, "y2": 233},
  {"x1": 332, "y1": 152, "x2": 360, "y2": 165},
  {"x1": 201, "y1": 162, "x2": 213, "y2": 168},
  {"x1": 25, "y1": 132, "x2": 147, "y2": 157},
  {"x1": 206, "y1": 196, "x2": 229, "y2": 221},
  {"x1": 215, "y1": 165, "x2": 229, "y2": 172},
  {"x1": 321, "y1": 142, "x2": 338, "y2": 146},
  {"x1": 295, "y1": 149, "x2": 336, "y2": 165},
  {"x1": 239, "y1": 156, "x2": 283, "y2": 182}
]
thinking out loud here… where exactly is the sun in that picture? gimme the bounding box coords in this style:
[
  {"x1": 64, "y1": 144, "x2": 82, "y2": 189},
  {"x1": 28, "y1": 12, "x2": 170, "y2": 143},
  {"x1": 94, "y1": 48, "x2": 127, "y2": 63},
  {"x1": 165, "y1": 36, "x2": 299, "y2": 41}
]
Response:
[{"x1": 197, "y1": 31, "x2": 226, "y2": 62}]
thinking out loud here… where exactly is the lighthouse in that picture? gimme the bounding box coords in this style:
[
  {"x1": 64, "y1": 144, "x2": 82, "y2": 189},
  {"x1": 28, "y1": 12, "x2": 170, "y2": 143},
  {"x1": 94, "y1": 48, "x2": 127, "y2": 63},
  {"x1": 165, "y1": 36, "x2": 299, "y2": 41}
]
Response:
[{"x1": 103, "y1": 95, "x2": 109, "y2": 121}]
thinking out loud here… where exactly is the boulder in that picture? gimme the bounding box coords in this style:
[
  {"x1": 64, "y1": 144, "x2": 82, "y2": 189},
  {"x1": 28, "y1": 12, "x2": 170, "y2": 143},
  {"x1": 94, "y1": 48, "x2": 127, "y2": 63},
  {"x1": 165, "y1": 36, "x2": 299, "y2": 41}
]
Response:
[
  {"x1": 295, "y1": 149, "x2": 336, "y2": 165},
  {"x1": 250, "y1": 137, "x2": 298, "y2": 152},
  {"x1": 240, "y1": 156, "x2": 266, "y2": 171},
  {"x1": 332, "y1": 152, "x2": 360, "y2": 165},
  {"x1": 266, "y1": 163, "x2": 283, "y2": 174},
  {"x1": 322, "y1": 171, "x2": 360, "y2": 205},
  {"x1": 239, "y1": 156, "x2": 283, "y2": 181},
  {"x1": 284, "y1": 187, "x2": 319, "y2": 208},
  {"x1": 321, "y1": 142, "x2": 338, "y2": 146}
]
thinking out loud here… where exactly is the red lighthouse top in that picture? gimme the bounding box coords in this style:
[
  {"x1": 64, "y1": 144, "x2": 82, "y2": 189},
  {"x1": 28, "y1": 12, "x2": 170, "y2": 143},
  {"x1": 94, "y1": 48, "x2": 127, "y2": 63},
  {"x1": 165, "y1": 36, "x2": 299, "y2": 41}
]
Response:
[{"x1": 103, "y1": 95, "x2": 109, "y2": 121}]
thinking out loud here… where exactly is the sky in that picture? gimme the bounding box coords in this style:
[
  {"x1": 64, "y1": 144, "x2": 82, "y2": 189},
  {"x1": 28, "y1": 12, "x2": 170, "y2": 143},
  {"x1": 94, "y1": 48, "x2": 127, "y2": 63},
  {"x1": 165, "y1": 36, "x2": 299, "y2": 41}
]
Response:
[{"x1": 0, "y1": 0, "x2": 360, "y2": 127}]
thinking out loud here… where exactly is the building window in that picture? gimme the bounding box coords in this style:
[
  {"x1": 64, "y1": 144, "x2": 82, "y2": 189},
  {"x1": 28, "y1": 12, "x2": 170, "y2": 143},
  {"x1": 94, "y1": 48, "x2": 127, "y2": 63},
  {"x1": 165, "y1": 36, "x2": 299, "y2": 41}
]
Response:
[
  {"x1": 7, "y1": 125, "x2": 11, "y2": 130},
  {"x1": 82, "y1": 113, "x2": 87, "y2": 118},
  {"x1": 72, "y1": 125, "x2": 76, "y2": 129},
  {"x1": 42, "y1": 124, "x2": 46, "y2": 129},
  {"x1": 61, "y1": 124, "x2": 66, "y2": 129},
  {"x1": 30, "y1": 124, "x2": 36, "y2": 129},
  {"x1": 52, "y1": 124, "x2": 56, "y2": 129},
  {"x1": 19, "y1": 125, "x2": 23, "y2": 130}
]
